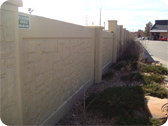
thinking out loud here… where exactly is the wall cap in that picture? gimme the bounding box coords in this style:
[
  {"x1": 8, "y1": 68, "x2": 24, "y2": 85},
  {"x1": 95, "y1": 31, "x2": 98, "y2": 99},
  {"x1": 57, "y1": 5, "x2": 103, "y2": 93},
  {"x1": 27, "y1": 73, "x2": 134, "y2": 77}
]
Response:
[
  {"x1": 118, "y1": 25, "x2": 123, "y2": 27},
  {"x1": 87, "y1": 25, "x2": 104, "y2": 29},
  {"x1": 108, "y1": 20, "x2": 117, "y2": 22},
  {"x1": 5, "y1": 0, "x2": 23, "y2": 7}
]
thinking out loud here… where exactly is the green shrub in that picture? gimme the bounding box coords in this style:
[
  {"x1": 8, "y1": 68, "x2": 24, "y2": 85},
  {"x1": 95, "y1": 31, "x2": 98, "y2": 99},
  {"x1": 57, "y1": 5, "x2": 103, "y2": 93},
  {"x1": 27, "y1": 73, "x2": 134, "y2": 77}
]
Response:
[
  {"x1": 114, "y1": 116, "x2": 161, "y2": 125},
  {"x1": 121, "y1": 72, "x2": 165, "y2": 84},
  {"x1": 85, "y1": 86, "x2": 145, "y2": 118},
  {"x1": 143, "y1": 74, "x2": 165, "y2": 84},
  {"x1": 140, "y1": 63, "x2": 168, "y2": 75},
  {"x1": 85, "y1": 85, "x2": 165, "y2": 125},
  {"x1": 141, "y1": 83, "x2": 167, "y2": 98}
]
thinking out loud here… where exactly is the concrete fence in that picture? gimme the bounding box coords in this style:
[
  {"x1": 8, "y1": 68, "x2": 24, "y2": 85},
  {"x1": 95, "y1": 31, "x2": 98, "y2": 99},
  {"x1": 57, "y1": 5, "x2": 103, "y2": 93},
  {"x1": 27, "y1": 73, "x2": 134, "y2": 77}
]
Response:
[{"x1": 0, "y1": 0, "x2": 134, "y2": 125}]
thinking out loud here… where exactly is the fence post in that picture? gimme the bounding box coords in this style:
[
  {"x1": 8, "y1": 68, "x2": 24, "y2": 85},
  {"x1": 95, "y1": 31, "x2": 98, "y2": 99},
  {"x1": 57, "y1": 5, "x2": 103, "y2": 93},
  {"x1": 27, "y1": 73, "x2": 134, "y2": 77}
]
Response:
[
  {"x1": 87, "y1": 25, "x2": 104, "y2": 83},
  {"x1": 108, "y1": 20, "x2": 117, "y2": 63},
  {"x1": 0, "y1": 0, "x2": 23, "y2": 125}
]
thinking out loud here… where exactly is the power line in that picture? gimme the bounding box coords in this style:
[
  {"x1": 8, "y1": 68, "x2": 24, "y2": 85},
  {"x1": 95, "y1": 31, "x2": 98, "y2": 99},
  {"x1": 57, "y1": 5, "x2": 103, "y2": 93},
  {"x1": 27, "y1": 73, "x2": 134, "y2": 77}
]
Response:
[{"x1": 82, "y1": 0, "x2": 103, "y2": 26}]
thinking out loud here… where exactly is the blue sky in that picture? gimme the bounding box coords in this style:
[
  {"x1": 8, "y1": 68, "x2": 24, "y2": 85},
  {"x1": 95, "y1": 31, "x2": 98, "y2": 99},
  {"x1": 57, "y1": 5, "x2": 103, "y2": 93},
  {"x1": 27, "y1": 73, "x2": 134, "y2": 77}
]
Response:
[{"x1": 15, "y1": 0, "x2": 168, "y2": 31}]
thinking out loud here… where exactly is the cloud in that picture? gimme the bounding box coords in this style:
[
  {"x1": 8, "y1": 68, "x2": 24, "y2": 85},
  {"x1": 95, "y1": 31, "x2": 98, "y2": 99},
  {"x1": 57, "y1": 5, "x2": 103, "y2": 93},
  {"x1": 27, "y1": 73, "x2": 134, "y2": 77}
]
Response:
[{"x1": 161, "y1": 0, "x2": 168, "y2": 7}]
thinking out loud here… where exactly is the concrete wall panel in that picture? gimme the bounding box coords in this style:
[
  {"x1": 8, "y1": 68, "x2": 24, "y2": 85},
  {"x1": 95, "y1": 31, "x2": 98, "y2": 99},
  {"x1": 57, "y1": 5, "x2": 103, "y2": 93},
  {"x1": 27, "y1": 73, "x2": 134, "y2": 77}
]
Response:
[
  {"x1": 102, "y1": 32, "x2": 113, "y2": 73},
  {"x1": 18, "y1": 13, "x2": 95, "y2": 125}
]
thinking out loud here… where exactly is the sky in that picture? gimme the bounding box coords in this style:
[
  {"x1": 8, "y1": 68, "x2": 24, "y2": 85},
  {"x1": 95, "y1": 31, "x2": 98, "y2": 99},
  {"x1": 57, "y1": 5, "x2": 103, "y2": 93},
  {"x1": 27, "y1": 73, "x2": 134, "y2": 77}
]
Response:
[{"x1": 11, "y1": 0, "x2": 168, "y2": 31}]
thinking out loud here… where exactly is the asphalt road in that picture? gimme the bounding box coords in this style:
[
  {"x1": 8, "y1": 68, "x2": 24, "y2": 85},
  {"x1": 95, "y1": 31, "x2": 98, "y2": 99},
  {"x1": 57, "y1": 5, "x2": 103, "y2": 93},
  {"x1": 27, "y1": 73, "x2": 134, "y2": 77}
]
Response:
[{"x1": 140, "y1": 40, "x2": 168, "y2": 68}]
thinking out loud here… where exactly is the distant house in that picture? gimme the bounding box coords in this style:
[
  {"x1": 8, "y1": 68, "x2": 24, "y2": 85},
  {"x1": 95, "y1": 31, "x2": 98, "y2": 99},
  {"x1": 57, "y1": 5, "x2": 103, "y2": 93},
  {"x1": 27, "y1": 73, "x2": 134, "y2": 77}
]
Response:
[
  {"x1": 131, "y1": 29, "x2": 144, "y2": 38},
  {"x1": 150, "y1": 20, "x2": 168, "y2": 40}
]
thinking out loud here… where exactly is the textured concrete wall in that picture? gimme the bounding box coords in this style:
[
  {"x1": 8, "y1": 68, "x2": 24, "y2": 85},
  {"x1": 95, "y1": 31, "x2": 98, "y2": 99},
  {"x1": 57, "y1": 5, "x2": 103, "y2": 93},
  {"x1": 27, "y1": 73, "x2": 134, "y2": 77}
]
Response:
[
  {"x1": 18, "y1": 13, "x2": 95, "y2": 125},
  {"x1": 102, "y1": 32, "x2": 113, "y2": 73},
  {"x1": 0, "y1": 1, "x2": 23, "y2": 125},
  {"x1": 22, "y1": 38, "x2": 93, "y2": 125},
  {"x1": 119, "y1": 25, "x2": 123, "y2": 52},
  {"x1": 117, "y1": 25, "x2": 124, "y2": 56},
  {"x1": 0, "y1": 1, "x2": 134, "y2": 124}
]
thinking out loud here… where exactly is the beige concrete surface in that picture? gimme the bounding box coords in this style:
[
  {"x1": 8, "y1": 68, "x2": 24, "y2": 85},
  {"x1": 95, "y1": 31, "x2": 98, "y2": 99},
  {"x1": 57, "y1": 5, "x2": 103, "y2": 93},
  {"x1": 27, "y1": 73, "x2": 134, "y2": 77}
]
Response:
[
  {"x1": 87, "y1": 25, "x2": 104, "y2": 83},
  {"x1": 146, "y1": 96, "x2": 168, "y2": 119},
  {"x1": 102, "y1": 31, "x2": 113, "y2": 74},
  {"x1": 19, "y1": 13, "x2": 95, "y2": 125},
  {"x1": 108, "y1": 20, "x2": 117, "y2": 63},
  {"x1": 0, "y1": 0, "x2": 23, "y2": 125}
]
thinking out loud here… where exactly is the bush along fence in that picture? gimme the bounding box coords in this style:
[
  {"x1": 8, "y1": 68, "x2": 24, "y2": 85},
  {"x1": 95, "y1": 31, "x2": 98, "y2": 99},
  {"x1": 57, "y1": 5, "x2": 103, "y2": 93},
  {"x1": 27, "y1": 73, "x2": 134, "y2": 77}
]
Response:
[{"x1": 0, "y1": 0, "x2": 134, "y2": 125}]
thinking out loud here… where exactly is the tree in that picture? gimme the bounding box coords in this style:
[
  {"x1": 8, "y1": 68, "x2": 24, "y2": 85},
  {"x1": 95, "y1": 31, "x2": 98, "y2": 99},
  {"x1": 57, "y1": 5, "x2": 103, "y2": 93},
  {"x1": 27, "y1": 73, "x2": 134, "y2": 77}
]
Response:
[
  {"x1": 144, "y1": 21, "x2": 153, "y2": 38},
  {"x1": 137, "y1": 32, "x2": 141, "y2": 38}
]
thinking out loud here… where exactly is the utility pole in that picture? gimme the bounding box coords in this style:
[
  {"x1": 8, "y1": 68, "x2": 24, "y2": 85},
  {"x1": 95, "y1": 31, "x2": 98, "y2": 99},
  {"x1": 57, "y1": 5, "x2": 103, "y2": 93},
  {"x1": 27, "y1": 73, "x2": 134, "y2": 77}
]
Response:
[{"x1": 99, "y1": 8, "x2": 101, "y2": 26}]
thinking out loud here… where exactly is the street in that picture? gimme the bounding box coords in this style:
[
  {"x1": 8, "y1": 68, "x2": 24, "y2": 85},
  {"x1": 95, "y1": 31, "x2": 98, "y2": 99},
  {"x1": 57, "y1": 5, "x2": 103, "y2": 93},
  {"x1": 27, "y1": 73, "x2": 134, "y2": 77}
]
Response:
[{"x1": 140, "y1": 40, "x2": 168, "y2": 68}]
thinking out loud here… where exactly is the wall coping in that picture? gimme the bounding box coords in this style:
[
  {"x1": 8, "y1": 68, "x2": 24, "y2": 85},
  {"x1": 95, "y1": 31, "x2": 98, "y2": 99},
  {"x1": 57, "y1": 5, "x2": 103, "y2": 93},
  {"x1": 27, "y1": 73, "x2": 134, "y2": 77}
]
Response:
[
  {"x1": 5, "y1": 0, "x2": 23, "y2": 7},
  {"x1": 118, "y1": 25, "x2": 123, "y2": 27},
  {"x1": 108, "y1": 20, "x2": 117, "y2": 22},
  {"x1": 87, "y1": 25, "x2": 104, "y2": 29}
]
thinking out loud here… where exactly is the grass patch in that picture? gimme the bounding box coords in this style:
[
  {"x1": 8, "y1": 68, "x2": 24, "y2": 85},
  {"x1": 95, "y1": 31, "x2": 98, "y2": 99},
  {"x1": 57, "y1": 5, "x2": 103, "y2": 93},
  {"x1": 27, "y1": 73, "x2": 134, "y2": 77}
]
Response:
[
  {"x1": 85, "y1": 85, "x2": 165, "y2": 125},
  {"x1": 140, "y1": 62, "x2": 168, "y2": 75},
  {"x1": 86, "y1": 86, "x2": 146, "y2": 118},
  {"x1": 121, "y1": 72, "x2": 165, "y2": 84},
  {"x1": 85, "y1": 86, "x2": 163, "y2": 125},
  {"x1": 141, "y1": 83, "x2": 167, "y2": 99}
]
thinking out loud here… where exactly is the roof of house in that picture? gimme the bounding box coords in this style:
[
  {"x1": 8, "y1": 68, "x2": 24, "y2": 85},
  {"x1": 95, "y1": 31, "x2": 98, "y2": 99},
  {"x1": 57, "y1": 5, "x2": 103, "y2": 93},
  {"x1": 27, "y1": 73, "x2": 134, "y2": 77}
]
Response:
[
  {"x1": 150, "y1": 20, "x2": 168, "y2": 32},
  {"x1": 151, "y1": 24, "x2": 167, "y2": 30}
]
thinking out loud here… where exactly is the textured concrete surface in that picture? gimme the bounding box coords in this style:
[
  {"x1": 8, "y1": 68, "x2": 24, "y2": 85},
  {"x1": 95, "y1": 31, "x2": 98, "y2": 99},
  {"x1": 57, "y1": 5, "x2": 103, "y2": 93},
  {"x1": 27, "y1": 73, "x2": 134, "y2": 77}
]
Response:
[
  {"x1": 0, "y1": 2, "x2": 22, "y2": 125},
  {"x1": 146, "y1": 96, "x2": 168, "y2": 119},
  {"x1": 22, "y1": 38, "x2": 93, "y2": 125}
]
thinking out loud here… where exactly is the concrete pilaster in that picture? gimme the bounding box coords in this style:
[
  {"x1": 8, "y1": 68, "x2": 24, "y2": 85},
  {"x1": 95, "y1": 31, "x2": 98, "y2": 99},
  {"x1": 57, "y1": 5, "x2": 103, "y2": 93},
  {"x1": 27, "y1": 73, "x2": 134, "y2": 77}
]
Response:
[
  {"x1": 87, "y1": 25, "x2": 104, "y2": 83},
  {"x1": 118, "y1": 25, "x2": 124, "y2": 54},
  {"x1": 0, "y1": 0, "x2": 23, "y2": 125},
  {"x1": 108, "y1": 20, "x2": 117, "y2": 63}
]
